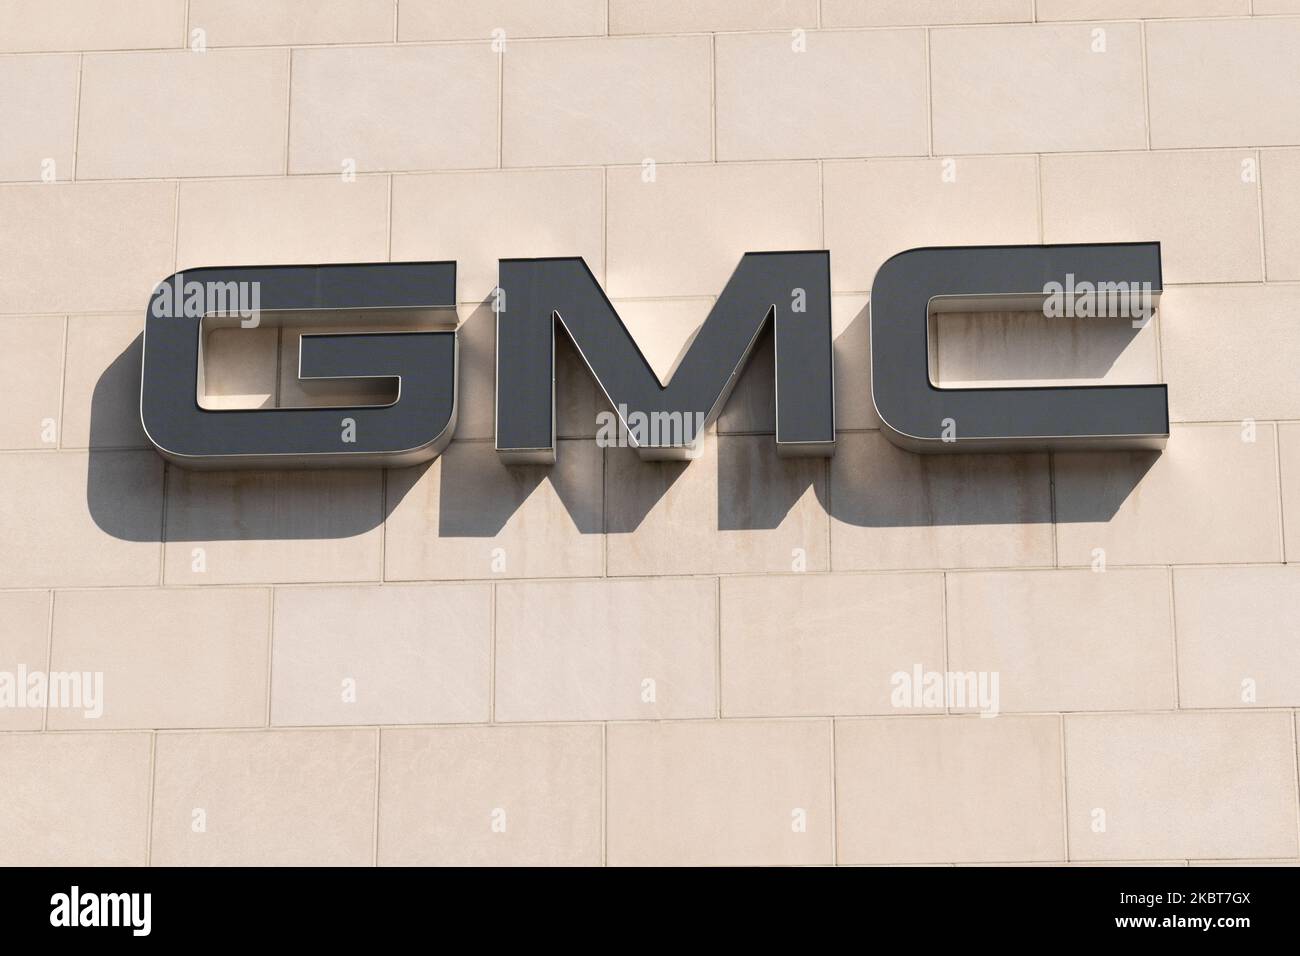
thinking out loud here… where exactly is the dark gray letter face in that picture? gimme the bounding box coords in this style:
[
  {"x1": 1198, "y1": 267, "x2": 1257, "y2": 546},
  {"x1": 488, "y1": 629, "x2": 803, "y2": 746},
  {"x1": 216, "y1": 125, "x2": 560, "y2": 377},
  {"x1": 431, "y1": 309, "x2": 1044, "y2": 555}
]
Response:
[
  {"x1": 140, "y1": 262, "x2": 458, "y2": 469},
  {"x1": 140, "y1": 244, "x2": 1171, "y2": 471},
  {"x1": 869, "y1": 243, "x2": 1168, "y2": 452},
  {"x1": 494, "y1": 252, "x2": 836, "y2": 463}
]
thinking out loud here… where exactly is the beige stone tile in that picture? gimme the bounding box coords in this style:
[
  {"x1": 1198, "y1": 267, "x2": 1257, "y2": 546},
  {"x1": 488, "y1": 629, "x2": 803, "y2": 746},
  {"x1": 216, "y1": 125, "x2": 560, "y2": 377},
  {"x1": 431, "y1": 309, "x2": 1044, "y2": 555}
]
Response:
[
  {"x1": 496, "y1": 578, "x2": 715, "y2": 721},
  {"x1": 931, "y1": 23, "x2": 1145, "y2": 155},
  {"x1": 1263, "y1": 149, "x2": 1300, "y2": 280},
  {"x1": 608, "y1": 297, "x2": 714, "y2": 389},
  {"x1": 0, "y1": 182, "x2": 175, "y2": 314},
  {"x1": 392, "y1": 168, "x2": 604, "y2": 303},
  {"x1": 1283, "y1": 424, "x2": 1300, "y2": 561},
  {"x1": 606, "y1": 433, "x2": 829, "y2": 576},
  {"x1": 830, "y1": 431, "x2": 1053, "y2": 571},
  {"x1": 1174, "y1": 566, "x2": 1300, "y2": 708},
  {"x1": 1038, "y1": 0, "x2": 1248, "y2": 17},
  {"x1": 608, "y1": 164, "x2": 818, "y2": 300},
  {"x1": 290, "y1": 44, "x2": 497, "y2": 174},
  {"x1": 220, "y1": 326, "x2": 320, "y2": 408},
  {"x1": 0, "y1": 591, "x2": 50, "y2": 731},
  {"x1": 606, "y1": 719, "x2": 833, "y2": 865},
  {"x1": 1256, "y1": 0, "x2": 1300, "y2": 11},
  {"x1": 384, "y1": 440, "x2": 604, "y2": 580},
  {"x1": 0, "y1": 54, "x2": 78, "y2": 183},
  {"x1": 176, "y1": 175, "x2": 389, "y2": 272},
  {"x1": 823, "y1": 156, "x2": 1040, "y2": 294},
  {"x1": 48, "y1": 587, "x2": 268, "y2": 730},
  {"x1": 271, "y1": 584, "x2": 491, "y2": 726},
  {"x1": 0, "y1": 450, "x2": 162, "y2": 588},
  {"x1": 836, "y1": 715, "x2": 1065, "y2": 864},
  {"x1": 502, "y1": 36, "x2": 711, "y2": 167},
  {"x1": 1162, "y1": 285, "x2": 1300, "y2": 422},
  {"x1": 0, "y1": 731, "x2": 151, "y2": 865},
  {"x1": 78, "y1": 50, "x2": 288, "y2": 179},
  {"x1": 403, "y1": 0, "x2": 606, "y2": 39},
  {"x1": 823, "y1": 0, "x2": 1030, "y2": 25},
  {"x1": 1147, "y1": 18, "x2": 1300, "y2": 149},
  {"x1": 606, "y1": 162, "x2": 820, "y2": 299},
  {"x1": 203, "y1": 325, "x2": 277, "y2": 410},
  {"x1": 61, "y1": 313, "x2": 149, "y2": 449},
  {"x1": 1041, "y1": 151, "x2": 1263, "y2": 284},
  {"x1": 163, "y1": 469, "x2": 383, "y2": 585},
  {"x1": 1055, "y1": 424, "x2": 1282, "y2": 567},
  {"x1": 610, "y1": 0, "x2": 817, "y2": 32},
  {"x1": 204, "y1": 327, "x2": 311, "y2": 403},
  {"x1": 0, "y1": 0, "x2": 184, "y2": 52},
  {"x1": 935, "y1": 310, "x2": 1159, "y2": 389},
  {"x1": 832, "y1": 294, "x2": 877, "y2": 430},
  {"x1": 190, "y1": 0, "x2": 394, "y2": 45},
  {"x1": 378, "y1": 724, "x2": 602, "y2": 865},
  {"x1": 0, "y1": 316, "x2": 63, "y2": 450},
  {"x1": 1065, "y1": 712, "x2": 1298, "y2": 860},
  {"x1": 721, "y1": 572, "x2": 944, "y2": 717},
  {"x1": 716, "y1": 30, "x2": 928, "y2": 161},
  {"x1": 151, "y1": 729, "x2": 376, "y2": 865},
  {"x1": 946, "y1": 569, "x2": 1175, "y2": 713}
]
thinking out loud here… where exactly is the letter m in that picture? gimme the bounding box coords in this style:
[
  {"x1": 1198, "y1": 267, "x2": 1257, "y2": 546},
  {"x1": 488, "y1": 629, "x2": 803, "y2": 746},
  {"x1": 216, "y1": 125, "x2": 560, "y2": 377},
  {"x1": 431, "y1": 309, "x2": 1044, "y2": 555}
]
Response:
[{"x1": 495, "y1": 252, "x2": 835, "y2": 463}]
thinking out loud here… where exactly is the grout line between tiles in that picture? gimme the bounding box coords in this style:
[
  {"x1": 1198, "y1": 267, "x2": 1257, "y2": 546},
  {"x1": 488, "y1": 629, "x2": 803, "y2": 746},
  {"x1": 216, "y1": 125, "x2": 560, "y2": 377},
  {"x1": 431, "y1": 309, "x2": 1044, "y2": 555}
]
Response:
[
  {"x1": 70, "y1": 54, "x2": 83, "y2": 182},
  {"x1": 265, "y1": 588, "x2": 276, "y2": 727},
  {"x1": 489, "y1": 581, "x2": 497, "y2": 722},
  {"x1": 41, "y1": 591, "x2": 55, "y2": 732},
  {"x1": 372, "y1": 727, "x2": 382, "y2": 866},
  {"x1": 1168, "y1": 566, "x2": 1181, "y2": 709},
  {"x1": 145, "y1": 730, "x2": 157, "y2": 866},
  {"x1": 714, "y1": 576, "x2": 722, "y2": 719},
  {"x1": 1059, "y1": 714, "x2": 1070, "y2": 861},
  {"x1": 1140, "y1": 21, "x2": 1152, "y2": 151},
  {"x1": 54, "y1": 316, "x2": 68, "y2": 450},
  {"x1": 601, "y1": 721, "x2": 609, "y2": 866},
  {"x1": 1257, "y1": 148, "x2": 1270, "y2": 280},
  {"x1": 829, "y1": 717, "x2": 837, "y2": 865},
  {"x1": 283, "y1": 48, "x2": 292, "y2": 175},
  {"x1": 1273, "y1": 422, "x2": 1288, "y2": 564}
]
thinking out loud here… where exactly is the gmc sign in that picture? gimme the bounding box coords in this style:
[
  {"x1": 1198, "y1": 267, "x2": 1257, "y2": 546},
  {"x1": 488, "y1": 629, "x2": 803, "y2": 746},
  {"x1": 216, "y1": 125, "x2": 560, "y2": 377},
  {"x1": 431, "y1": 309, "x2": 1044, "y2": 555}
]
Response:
[{"x1": 139, "y1": 242, "x2": 1168, "y2": 469}]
